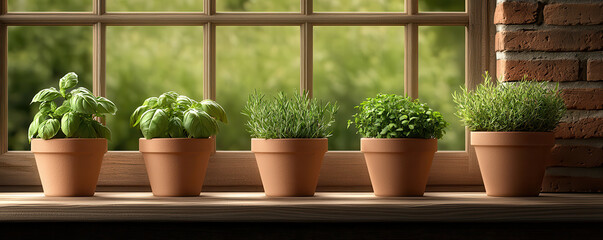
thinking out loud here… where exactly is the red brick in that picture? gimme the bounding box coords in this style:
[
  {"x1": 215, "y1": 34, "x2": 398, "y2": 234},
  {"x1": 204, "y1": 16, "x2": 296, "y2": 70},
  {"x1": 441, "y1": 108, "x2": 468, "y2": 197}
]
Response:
[
  {"x1": 497, "y1": 59, "x2": 579, "y2": 82},
  {"x1": 544, "y1": 3, "x2": 603, "y2": 25},
  {"x1": 542, "y1": 176, "x2": 603, "y2": 192},
  {"x1": 550, "y1": 145, "x2": 603, "y2": 167},
  {"x1": 496, "y1": 30, "x2": 603, "y2": 52},
  {"x1": 554, "y1": 118, "x2": 603, "y2": 139},
  {"x1": 587, "y1": 60, "x2": 603, "y2": 81},
  {"x1": 494, "y1": 2, "x2": 538, "y2": 25},
  {"x1": 560, "y1": 88, "x2": 603, "y2": 110}
]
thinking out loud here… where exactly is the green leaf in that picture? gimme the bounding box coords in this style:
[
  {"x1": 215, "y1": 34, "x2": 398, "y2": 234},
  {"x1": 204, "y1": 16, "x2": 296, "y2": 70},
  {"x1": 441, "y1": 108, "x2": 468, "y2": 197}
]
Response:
[
  {"x1": 38, "y1": 101, "x2": 57, "y2": 114},
  {"x1": 28, "y1": 112, "x2": 46, "y2": 142},
  {"x1": 176, "y1": 95, "x2": 195, "y2": 109},
  {"x1": 96, "y1": 96, "x2": 118, "y2": 115},
  {"x1": 91, "y1": 121, "x2": 112, "y2": 140},
  {"x1": 73, "y1": 121, "x2": 97, "y2": 138},
  {"x1": 70, "y1": 92, "x2": 98, "y2": 114},
  {"x1": 349, "y1": 93, "x2": 448, "y2": 139},
  {"x1": 54, "y1": 105, "x2": 71, "y2": 116},
  {"x1": 130, "y1": 106, "x2": 149, "y2": 127},
  {"x1": 183, "y1": 109, "x2": 218, "y2": 138},
  {"x1": 59, "y1": 72, "x2": 78, "y2": 93},
  {"x1": 61, "y1": 112, "x2": 81, "y2": 138},
  {"x1": 139, "y1": 109, "x2": 169, "y2": 139},
  {"x1": 158, "y1": 92, "x2": 177, "y2": 107},
  {"x1": 143, "y1": 97, "x2": 159, "y2": 108},
  {"x1": 168, "y1": 117, "x2": 186, "y2": 138},
  {"x1": 37, "y1": 119, "x2": 60, "y2": 140},
  {"x1": 70, "y1": 87, "x2": 92, "y2": 95},
  {"x1": 199, "y1": 99, "x2": 228, "y2": 124},
  {"x1": 31, "y1": 87, "x2": 61, "y2": 103}
]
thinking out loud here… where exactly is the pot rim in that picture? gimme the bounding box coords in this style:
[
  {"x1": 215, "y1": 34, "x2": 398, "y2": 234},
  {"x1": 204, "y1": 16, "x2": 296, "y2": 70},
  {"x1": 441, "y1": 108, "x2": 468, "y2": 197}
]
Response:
[
  {"x1": 139, "y1": 137, "x2": 211, "y2": 141},
  {"x1": 139, "y1": 137, "x2": 213, "y2": 153},
  {"x1": 251, "y1": 138, "x2": 328, "y2": 153},
  {"x1": 360, "y1": 137, "x2": 437, "y2": 153},
  {"x1": 470, "y1": 131, "x2": 553, "y2": 134},
  {"x1": 360, "y1": 137, "x2": 437, "y2": 141},
  {"x1": 251, "y1": 138, "x2": 328, "y2": 141},
  {"x1": 471, "y1": 131, "x2": 555, "y2": 146},
  {"x1": 31, "y1": 138, "x2": 107, "y2": 153},
  {"x1": 31, "y1": 138, "x2": 107, "y2": 141}
]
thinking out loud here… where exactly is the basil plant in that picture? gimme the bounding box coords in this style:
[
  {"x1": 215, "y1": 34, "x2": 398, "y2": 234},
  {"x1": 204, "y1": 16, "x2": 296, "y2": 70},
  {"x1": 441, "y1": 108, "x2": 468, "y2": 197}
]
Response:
[
  {"x1": 130, "y1": 92, "x2": 227, "y2": 139},
  {"x1": 28, "y1": 72, "x2": 117, "y2": 141}
]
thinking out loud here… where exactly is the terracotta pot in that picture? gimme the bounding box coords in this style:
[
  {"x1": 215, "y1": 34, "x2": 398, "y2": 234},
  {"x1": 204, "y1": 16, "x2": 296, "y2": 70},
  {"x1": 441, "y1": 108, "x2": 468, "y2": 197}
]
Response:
[
  {"x1": 361, "y1": 138, "x2": 437, "y2": 197},
  {"x1": 139, "y1": 138, "x2": 212, "y2": 197},
  {"x1": 31, "y1": 138, "x2": 107, "y2": 197},
  {"x1": 471, "y1": 132, "x2": 555, "y2": 197},
  {"x1": 251, "y1": 138, "x2": 327, "y2": 197}
]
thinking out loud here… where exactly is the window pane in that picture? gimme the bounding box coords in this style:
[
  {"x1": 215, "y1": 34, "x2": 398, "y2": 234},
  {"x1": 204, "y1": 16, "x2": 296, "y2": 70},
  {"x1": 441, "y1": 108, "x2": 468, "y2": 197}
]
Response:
[
  {"x1": 7, "y1": 26, "x2": 92, "y2": 150},
  {"x1": 314, "y1": 26, "x2": 405, "y2": 150},
  {"x1": 418, "y1": 26, "x2": 465, "y2": 150},
  {"x1": 315, "y1": 0, "x2": 403, "y2": 12},
  {"x1": 216, "y1": 0, "x2": 299, "y2": 12},
  {"x1": 8, "y1": 0, "x2": 92, "y2": 12},
  {"x1": 419, "y1": 0, "x2": 464, "y2": 12},
  {"x1": 106, "y1": 26, "x2": 204, "y2": 150},
  {"x1": 107, "y1": 0, "x2": 203, "y2": 12},
  {"x1": 216, "y1": 26, "x2": 300, "y2": 150}
]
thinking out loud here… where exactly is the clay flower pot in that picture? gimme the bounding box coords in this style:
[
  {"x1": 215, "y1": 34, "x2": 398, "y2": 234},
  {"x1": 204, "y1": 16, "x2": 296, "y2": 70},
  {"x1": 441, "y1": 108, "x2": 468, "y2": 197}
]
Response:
[
  {"x1": 251, "y1": 138, "x2": 328, "y2": 197},
  {"x1": 31, "y1": 138, "x2": 107, "y2": 197},
  {"x1": 471, "y1": 132, "x2": 555, "y2": 197},
  {"x1": 361, "y1": 138, "x2": 437, "y2": 197},
  {"x1": 139, "y1": 138, "x2": 212, "y2": 197}
]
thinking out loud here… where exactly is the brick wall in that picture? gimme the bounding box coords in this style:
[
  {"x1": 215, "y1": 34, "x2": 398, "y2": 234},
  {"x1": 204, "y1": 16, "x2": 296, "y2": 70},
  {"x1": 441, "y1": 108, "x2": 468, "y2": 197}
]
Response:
[{"x1": 494, "y1": 0, "x2": 603, "y2": 192}]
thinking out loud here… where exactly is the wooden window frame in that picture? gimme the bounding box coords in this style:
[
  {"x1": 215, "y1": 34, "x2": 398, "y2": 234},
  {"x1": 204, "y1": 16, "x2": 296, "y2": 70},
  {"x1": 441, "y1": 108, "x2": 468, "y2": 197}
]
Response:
[{"x1": 0, "y1": 0, "x2": 495, "y2": 191}]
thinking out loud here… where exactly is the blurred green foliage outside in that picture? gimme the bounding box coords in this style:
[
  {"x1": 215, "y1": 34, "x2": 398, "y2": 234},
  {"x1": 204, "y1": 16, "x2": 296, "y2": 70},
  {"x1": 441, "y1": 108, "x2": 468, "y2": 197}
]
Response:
[{"x1": 7, "y1": 0, "x2": 464, "y2": 151}]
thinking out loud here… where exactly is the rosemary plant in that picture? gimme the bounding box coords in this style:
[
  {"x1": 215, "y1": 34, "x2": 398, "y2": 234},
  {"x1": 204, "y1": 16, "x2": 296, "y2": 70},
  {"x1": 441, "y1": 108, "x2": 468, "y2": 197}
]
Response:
[{"x1": 242, "y1": 91, "x2": 338, "y2": 139}]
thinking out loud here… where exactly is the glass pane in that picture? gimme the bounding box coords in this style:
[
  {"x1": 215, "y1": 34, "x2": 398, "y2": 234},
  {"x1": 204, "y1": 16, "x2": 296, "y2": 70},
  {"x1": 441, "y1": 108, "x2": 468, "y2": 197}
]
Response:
[
  {"x1": 315, "y1": 0, "x2": 403, "y2": 12},
  {"x1": 419, "y1": 0, "x2": 464, "y2": 12},
  {"x1": 108, "y1": 0, "x2": 203, "y2": 12},
  {"x1": 314, "y1": 26, "x2": 405, "y2": 150},
  {"x1": 7, "y1": 26, "x2": 93, "y2": 150},
  {"x1": 418, "y1": 26, "x2": 465, "y2": 150},
  {"x1": 217, "y1": 0, "x2": 299, "y2": 12},
  {"x1": 216, "y1": 26, "x2": 300, "y2": 150},
  {"x1": 8, "y1": 0, "x2": 92, "y2": 12},
  {"x1": 106, "y1": 26, "x2": 204, "y2": 150}
]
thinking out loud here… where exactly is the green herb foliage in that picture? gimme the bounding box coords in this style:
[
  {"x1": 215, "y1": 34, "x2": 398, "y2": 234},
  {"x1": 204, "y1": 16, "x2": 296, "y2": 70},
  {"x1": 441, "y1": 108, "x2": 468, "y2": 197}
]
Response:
[
  {"x1": 130, "y1": 92, "x2": 227, "y2": 139},
  {"x1": 349, "y1": 94, "x2": 448, "y2": 139},
  {"x1": 452, "y1": 73, "x2": 566, "y2": 132},
  {"x1": 242, "y1": 91, "x2": 338, "y2": 139},
  {"x1": 28, "y1": 72, "x2": 117, "y2": 141}
]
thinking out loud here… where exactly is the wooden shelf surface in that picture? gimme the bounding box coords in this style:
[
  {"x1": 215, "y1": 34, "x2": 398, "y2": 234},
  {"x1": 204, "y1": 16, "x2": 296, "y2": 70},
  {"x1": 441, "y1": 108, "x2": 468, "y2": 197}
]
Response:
[{"x1": 1, "y1": 192, "x2": 602, "y2": 222}]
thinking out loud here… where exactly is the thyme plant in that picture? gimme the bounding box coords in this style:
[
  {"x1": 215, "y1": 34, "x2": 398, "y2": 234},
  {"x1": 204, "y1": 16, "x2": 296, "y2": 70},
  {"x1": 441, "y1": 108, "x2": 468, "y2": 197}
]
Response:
[
  {"x1": 349, "y1": 94, "x2": 448, "y2": 139},
  {"x1": 452, "y1": 73, "x2": 566, "y2": 132},
  {"x1": 242, "y1": 91, "x2": 338, "y2": 139}
]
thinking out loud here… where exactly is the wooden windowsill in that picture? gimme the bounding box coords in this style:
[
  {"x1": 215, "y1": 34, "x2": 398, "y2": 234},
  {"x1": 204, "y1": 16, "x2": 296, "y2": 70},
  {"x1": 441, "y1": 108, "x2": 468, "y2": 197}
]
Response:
[{"x1": 1, "y1": 192, "x2": 602, "y2": 222}]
